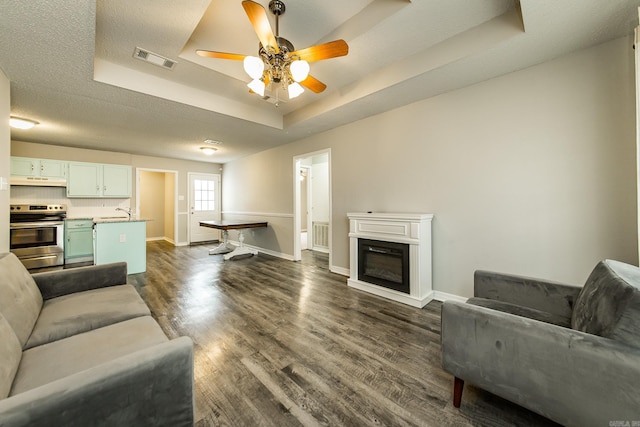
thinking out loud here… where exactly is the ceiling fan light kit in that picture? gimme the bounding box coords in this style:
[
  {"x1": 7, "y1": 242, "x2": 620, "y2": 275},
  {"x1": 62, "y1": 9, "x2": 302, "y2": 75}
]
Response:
[
  {"x1": 196, "y1": 0, "x2": 349, "y2": 102},
  {"x1": 287, "y1": 81, "x2": 304, "y2": 99},
  {"x1": 248, "y1": 78, "x2": 266, "y2": 96},
  {"x1": 243, "y1": 56, "x2": 264, "y2": 80},
  {"x1": 289, "y1": 59, "x2": 310, "y2": 82}
]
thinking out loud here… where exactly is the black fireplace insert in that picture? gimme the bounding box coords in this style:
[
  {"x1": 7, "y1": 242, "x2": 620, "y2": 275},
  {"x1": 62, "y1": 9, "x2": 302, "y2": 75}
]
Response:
[{"x1": 358, "y1": 238, "x2": 410, "y2": 294}]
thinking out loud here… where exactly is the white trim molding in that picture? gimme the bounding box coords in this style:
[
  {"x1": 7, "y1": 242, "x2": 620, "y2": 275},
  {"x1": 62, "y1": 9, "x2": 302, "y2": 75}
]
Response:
[
  {"x1": 331, "y1": 265, "x2": 350, "y2": 277},
  {"x1": 225, "y1": 240, "x2": 295, "y2": 261},
  {"x1": 222, "y1": 211, "x2": 294, "y2": 218},
  {"x1": 432, "y1": 291, "x2": 468, "y2": 303}
]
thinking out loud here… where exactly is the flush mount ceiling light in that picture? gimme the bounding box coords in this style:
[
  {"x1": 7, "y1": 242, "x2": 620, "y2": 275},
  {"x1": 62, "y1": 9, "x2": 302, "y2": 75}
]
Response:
[
  {"x1": 9, "y1": 116, "x2": 39, "y2": 130},
  {"x1": 196, "y1": 0, "x2": 348, "y2": 101},
  {"x1": 200, "y1": 146, "x2": 218, "y2": 155}
]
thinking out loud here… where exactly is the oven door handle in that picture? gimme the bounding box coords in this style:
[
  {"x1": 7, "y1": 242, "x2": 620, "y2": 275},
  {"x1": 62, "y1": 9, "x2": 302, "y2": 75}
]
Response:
[{"x1": 10, "y1": 221, "x2": 64, "y2": 229}]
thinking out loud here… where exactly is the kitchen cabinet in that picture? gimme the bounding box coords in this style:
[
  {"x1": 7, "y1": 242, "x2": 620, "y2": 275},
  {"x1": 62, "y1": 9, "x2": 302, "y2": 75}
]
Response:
[
  {"x1": 11, "y1": 156, "x2": 66, "y2": 178},
  {"x1": 64, "y1": 219, "x2": 94, "y2": 264},
  {"x1": 94, "y1": 220, "x2": 146, "y2": 274},
  {"x1": 67, "y1": 161, "x2": 132, "y2": 198}
]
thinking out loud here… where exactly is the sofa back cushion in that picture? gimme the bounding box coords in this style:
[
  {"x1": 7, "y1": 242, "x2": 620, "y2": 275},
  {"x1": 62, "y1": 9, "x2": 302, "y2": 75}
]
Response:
[
  {"x1": 0, "y1": 253, "x2": 43, "y2": 348},
  {"x1": 0, "y1": 311, "x2": 22, "y2": 399},
  {"x1": 571, "y1": 259, "x2": 640, "y2": 348}
]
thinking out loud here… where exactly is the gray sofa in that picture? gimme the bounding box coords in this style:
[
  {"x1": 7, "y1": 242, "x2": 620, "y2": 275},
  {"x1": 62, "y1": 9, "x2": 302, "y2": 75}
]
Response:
[
  {"x1": 0, "y1": 252, "x2": 194, "y2": 426},
  {"x1": 441, "y1": 259, "x2": 640, "y2": 426}
]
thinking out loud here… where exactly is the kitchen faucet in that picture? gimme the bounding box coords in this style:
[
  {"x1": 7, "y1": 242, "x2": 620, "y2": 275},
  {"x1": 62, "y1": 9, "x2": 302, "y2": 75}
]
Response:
[{"x1": 115, "y1": 207, "x2": 132, "y2": 219}]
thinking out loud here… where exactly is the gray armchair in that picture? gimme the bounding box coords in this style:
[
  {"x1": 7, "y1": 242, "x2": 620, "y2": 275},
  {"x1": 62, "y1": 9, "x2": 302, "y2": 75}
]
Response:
[{"x1": 441, "y1": 259, "x2": 640, "y2": 426}]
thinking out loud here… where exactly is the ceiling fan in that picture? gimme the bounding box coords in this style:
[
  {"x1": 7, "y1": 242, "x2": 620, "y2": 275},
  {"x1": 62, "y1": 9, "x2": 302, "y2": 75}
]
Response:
[{"x1": 196, "y1": 0, "x2": 349, "y2": 100}]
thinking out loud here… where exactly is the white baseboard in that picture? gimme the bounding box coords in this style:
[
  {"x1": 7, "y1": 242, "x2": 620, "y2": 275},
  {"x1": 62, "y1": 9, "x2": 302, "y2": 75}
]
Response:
[
  {"x1": 227, "y1": 240, "x2": 295, "y2": 261},
  {"x1": 432, "y1": 291, "x2": 468, "y2": 303},
  {"x1": 147, "y1": 236, "x2": 177, "y2": 245},
  {"x1": 331, "y1": 266, "x2": 350, "y2": 277}
]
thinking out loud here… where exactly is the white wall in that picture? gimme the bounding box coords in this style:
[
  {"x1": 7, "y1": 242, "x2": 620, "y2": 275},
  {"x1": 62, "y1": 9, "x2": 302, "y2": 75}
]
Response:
[
  {"x1": 0, "y1": 69, "x2": 10, "y2": 252},
  {"x1": 222, "y1": 36, "x2": 638, "y2": 297}
]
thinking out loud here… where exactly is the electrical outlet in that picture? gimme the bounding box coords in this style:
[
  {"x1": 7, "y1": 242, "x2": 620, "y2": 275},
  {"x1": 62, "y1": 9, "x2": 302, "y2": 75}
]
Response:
[{"x1": 119, "y1": 234, "x2": 126, "y2": 243}]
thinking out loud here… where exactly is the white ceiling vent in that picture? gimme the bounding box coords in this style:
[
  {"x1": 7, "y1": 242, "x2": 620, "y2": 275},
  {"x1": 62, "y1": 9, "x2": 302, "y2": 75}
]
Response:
[{"x1": 133, "y1": 47, "x2": 176, "y2": 70}]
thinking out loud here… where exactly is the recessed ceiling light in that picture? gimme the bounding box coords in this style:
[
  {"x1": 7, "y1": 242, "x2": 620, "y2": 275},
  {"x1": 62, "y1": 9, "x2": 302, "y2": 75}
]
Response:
[
  {"x1": 10, "y1": 116, "x2": 39, "y2": 130},
  {"x1": 200, "y1": 147, "x2": 217, "y2": 155}
]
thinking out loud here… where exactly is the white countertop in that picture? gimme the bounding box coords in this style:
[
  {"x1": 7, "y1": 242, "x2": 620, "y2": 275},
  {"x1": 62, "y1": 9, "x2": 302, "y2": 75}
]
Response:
[{"x1": 66, "y1": 217, "x2": 150, "y2": 223}]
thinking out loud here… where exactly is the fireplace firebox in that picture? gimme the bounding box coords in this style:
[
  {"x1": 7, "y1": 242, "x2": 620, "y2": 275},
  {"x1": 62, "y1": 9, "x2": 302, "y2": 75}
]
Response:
[{"x1": 358, "y1": 239, "x2": 409, "y2": 294}]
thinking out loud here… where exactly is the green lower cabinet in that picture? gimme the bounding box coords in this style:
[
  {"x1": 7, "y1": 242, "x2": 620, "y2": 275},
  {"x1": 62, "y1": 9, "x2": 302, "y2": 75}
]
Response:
[
  {"x1": 64, "y1": 220, "x2": 94, "y2": 264},
  {"x1": 94, "y1": 221, "x2": 146, "y2": 274}
]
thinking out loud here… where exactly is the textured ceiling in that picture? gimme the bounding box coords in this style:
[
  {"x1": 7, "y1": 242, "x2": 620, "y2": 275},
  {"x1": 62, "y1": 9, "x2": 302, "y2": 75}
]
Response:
[{"x1": 1, "y1": 0, "x2": 639, "y2": 164}]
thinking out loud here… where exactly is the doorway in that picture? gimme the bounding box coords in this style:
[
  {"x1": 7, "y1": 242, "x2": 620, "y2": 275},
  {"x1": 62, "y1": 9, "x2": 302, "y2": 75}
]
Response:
[
  {"x1": 136, "y1": 169, "x2": 178, "y2": 245},
  {"x1": 293, "y1": 150, "x2": 331, "y2": 265}
]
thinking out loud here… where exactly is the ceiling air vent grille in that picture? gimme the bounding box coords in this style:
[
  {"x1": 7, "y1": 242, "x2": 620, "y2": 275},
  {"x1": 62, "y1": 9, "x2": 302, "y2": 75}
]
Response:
[{"x1": 133, "y1": 47, "x2": 176, "y2": 70}]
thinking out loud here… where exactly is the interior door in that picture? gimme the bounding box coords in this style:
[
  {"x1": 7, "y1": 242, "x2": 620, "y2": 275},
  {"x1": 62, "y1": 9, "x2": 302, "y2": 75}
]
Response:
[{"x1": 189, "y1": 173, "x2": 221, "y2": 243}]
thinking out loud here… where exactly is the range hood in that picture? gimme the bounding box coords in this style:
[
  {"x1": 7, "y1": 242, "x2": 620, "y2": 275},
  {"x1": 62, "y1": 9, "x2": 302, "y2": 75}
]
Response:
[{"x1": 10, "y1": 176, "x2": 67, "y2": 187}]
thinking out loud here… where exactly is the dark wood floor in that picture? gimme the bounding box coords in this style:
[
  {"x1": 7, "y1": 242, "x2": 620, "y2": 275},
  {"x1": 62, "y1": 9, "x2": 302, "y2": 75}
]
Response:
[{"x1": 128, "y1": 241, "x2": 559, "y2": 427}]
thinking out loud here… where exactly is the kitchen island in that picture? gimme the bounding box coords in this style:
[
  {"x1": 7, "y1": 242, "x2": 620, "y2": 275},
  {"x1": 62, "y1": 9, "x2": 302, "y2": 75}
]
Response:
[{"x1": 93, "y1": 217, "x2": 148, "y2": 274}]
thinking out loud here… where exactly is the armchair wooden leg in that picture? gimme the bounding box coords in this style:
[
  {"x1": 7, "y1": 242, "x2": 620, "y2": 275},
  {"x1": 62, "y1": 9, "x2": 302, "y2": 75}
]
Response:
[{"x1": 453, "y1": 377, "x2": 464, "y2": 408}]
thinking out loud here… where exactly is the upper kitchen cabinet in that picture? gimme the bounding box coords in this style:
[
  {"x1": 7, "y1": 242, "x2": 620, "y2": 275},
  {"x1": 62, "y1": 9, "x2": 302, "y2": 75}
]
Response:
[
  {"x1": 11, "y1": 157, "x2": 67, "y2": 178},
  {"x1": 67, "y1": 161, "x2": 132, "y2": 198}
]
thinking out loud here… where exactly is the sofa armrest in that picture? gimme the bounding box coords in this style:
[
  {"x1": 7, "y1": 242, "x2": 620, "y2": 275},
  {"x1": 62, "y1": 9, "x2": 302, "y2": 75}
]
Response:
[
  {"x1": 0, "y1": 336, "x2": 194, "y2": 427},
  {"x1": 31, "y1": 262, "x2": 128, "y2": 299},
  {"x1": 441, "y1": 301, "x2": 640, "y2": 426},
  {"x1": 474, "y1": 270, "x2": 581, "y2": 319}
]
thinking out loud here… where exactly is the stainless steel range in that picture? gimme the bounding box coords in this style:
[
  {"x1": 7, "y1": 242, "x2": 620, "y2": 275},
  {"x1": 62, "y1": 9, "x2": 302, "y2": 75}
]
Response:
[{"x1": 10, "y1": 204, "x2": 67, "y2": 269}]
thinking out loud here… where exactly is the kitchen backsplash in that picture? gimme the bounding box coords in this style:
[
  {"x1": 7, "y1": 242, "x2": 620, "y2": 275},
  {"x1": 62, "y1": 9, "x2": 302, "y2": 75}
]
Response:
[{"x1": 10, "y1": 186, "x2": 132, "y2": 218}]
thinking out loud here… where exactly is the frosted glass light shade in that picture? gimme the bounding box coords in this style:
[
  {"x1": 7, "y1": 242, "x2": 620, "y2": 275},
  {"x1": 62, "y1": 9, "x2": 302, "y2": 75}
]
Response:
[
  {"x1": 9, "y1": 116, "x2": 38, "y2": 130},
  {"x1": 243, "y1": 56, "x2": 264, "y2": 80},
  {"x1": 288, "y1": 82, "x2": 304, "y2": 99},
  {"x1": 290, "y1": 60, "x2": 310, "y2": 82},
  {"x1": 247, "y1": 79, "x2": 265, "y2": 96}
]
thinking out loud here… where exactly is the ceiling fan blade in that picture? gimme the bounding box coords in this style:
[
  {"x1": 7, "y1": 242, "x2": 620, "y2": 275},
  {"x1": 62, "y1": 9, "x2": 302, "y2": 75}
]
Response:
[
  {"x1": 290, "y1": 40, "x2": 348, "y2": 62},
  {"x1": 300, "y1": 75, "x2": 327, "y2": 93},
  {"x1": 196, "y1": 50, "x2": 246, "y2": 61},
  {"x1": 242, "y1": 0, "x2": 280, "y2": 54}
]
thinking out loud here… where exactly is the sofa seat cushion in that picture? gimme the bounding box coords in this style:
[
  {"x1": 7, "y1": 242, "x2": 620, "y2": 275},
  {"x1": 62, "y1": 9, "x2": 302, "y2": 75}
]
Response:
[
  {"x1": 0, "y1": 313, "x2": 22, "y2": 399},
  {"x1": 10, "y1": 316, "x2": 168, "y2": 395},
  {"x1": 0, "y1": 253, "x2": 43, "y2": 348},
  {"x1": 466, "y1": 297, "x2": 572, "y2": 328},
  {"x1": 25, "y1": 284, "x2": 150, "y2": 350}
]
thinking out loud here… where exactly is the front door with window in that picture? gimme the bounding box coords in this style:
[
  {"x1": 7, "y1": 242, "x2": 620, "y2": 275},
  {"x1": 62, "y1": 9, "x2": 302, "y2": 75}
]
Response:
[{"x1": 189, "y1": 173, "x2": 221, "y2": 243}]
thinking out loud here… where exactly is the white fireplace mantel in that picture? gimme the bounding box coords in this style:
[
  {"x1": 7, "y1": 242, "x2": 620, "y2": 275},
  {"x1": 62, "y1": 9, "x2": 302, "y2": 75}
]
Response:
[{"x1": 347, "y1": 212, "x2": 434, "y2": 308}]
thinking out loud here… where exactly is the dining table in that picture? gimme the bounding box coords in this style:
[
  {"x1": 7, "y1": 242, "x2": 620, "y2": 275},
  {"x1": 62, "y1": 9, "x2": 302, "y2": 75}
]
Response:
[{"x1": 199, "y1": 220, "x2": 268, "y2": 260}]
